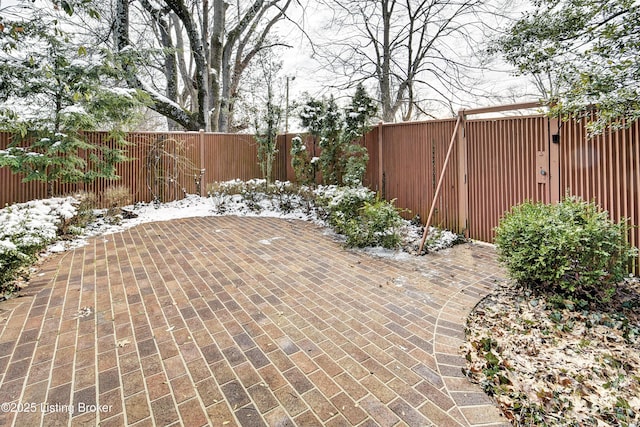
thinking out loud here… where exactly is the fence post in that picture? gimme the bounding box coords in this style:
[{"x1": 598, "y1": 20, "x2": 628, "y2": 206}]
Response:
[
  {"x1": 285, "y1": 134, "x2": 291, "y2": 182},
  {"x1": 457, "y1": 111, "x2": 469, "y2": 237},
  {"x1": 199, "y1": 129, "x2": 205, "y2": 197},
  {"x1": 548, "y1": 117, "x2": 561, "y2": 203},
  {"x1": 377, "y1": 121, "x2": 384, "y2": 198}
]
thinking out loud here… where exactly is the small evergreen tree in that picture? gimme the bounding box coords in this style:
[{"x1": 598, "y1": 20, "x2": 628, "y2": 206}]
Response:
[
  {"x1": 0, "y1": 2, "x2": 146, "y2": 196},
  {"x1": 290, "y1": 136, "x2": 315, "y2": 186},
  {"x1": 318, "y1": 96, "x2": 344, "y2": 185},
  {"x1": 342, "y1": 84, "x2": 377, "y2": 187},
  {"x1": 299, "y1": 98, "x2": 326, "y2": 137},
  {"x1": 296, "y1": 85, "x2": 377, "y2": 187},
  {"x1": 255, "y1": 99, "x2": 281, "y2": 184},
  {"x1": 343, "y1": 84, "x2": 378, "y2": 143}
]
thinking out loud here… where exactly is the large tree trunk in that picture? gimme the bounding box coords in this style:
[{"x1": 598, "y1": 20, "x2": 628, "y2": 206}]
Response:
[
  {"x1": 115, "y1": 0, "x2": 296, "y2": 132},
  {"x1": 114, "y1": 0, "x2": 204, "y2": 130},
  {"x1": 172, "y1": 14, "x2": 197, "y2": 112},
  {"x1": 380, "y1": 0, "x2": 394, "y2": 122},
  {"x1": 209, "y1": 0, "x2": 227, "y2": 131},
  {"x1": 219, "y1": 0, "x2": 295, "y2": 131},
  {"x1": 140, "y1": 1, "x2": 180, "y2": 130},
  {"x1": 165, "y1": 0, "x2": 210, "y2": 131}
]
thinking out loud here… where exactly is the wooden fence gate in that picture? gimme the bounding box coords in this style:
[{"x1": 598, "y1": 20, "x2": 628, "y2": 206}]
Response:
[{"x1": 460, "y1": 103, "x2": 560, "y2": 242}]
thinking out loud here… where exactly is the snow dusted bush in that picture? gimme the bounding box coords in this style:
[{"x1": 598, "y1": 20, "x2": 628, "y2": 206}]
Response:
[
  {"x1": 0, "y1": 198, "x2": 78, "y2": 293},
  {"x1": 104, "y1": 185, "x2": 132, "y2": 222},
  {"x1": 290, "y1": 136, "x2": 315, "y2": 186},
  {"x1": 207, "y1": 179, "x2": 315, "y2": 216},
  {"x1": 346, "y1": 198, "x2": 404, "y2": 248},
  {"x1": 316, "y1": 186, "x2": 404, "y2": 249},
  {"x1": 315, "y1": 186, "x2": 375, "y2": 221}
]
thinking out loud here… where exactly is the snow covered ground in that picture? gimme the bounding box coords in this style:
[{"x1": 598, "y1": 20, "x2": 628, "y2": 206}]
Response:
[{"x1": 1, "y1": 180, "x2": 463, "y2": 261}]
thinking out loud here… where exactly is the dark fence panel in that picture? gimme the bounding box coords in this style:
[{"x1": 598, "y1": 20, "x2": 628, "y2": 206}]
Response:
[
  {"x1": 559, "y1": 115, "x2": 640, "y2": 272},
  {"x1": 466, "y1": 115, "x2": 549, "y2": 242}
]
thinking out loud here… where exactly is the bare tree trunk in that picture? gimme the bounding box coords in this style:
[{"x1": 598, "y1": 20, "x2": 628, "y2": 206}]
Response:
[
  {"x1": 115, "y1": 0, "x2": 204, "y2": 130},
  {"x1": 209, "y1": 0, "x2": 227, "y2": 131},
  {"x1": 165, "y1": 0, "x2": 210, "y2": 130},
  {"x1": 140, "y1": 0, "x2": 181, "y2": 129},
  {"x1": 172, "y1": 15, "x2": 197, "y2": 111},
  {"x1": 218, "y1": 0, "x2": 265, "y2": 132},
  {"x1": 114, "y1": 0, "x2": 129, "y2": 52},
  {"x1": 380, "y1": 0, "x2": 394, "y2": 122},
  {"x1": 220, "y1": 0, "x2": 292, "y2": 131},
  {"x1": 115, "y1": 0, "x2": 299, "y2": 132}
]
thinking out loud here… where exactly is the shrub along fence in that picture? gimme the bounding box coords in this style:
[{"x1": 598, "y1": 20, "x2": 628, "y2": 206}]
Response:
[
  {"x1": 357, "y1": 103, "x2": 639, "y2": 273},
  {"x1": 1, "y1": 103, "x2": 638, "y2": 271}
]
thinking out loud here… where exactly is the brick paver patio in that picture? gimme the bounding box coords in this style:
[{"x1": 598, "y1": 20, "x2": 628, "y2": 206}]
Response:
[{"x1": 0, "y1": 216, "x2": 509, "y2": 426}]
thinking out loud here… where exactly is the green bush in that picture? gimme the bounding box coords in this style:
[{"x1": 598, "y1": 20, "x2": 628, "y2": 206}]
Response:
[
  {"x1": 0, "y1": 245, "x2": 32, "y2": 294},
  {"x1": 317, "y1": 187, "x2": 403, "y2": 248},
  {"x1": 495, "y1": 197, "x2": 637, "y2": 302},
  {"x1": 346, "y1": 198, "x2": 403, "y2": 248},
  {"x1": 316, "y1": 186, "x2": 376, "y2": 230}
]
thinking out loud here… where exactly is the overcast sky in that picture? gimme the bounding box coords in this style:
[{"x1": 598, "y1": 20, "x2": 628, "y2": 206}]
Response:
[{"x1": 277, "y1": 0, "x2": 540, "y2": 121}]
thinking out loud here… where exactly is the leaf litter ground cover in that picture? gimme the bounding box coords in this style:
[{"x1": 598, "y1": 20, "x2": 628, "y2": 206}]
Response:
[{"x1": 463, "y1": 278, "x2": 640, "y2": 426}]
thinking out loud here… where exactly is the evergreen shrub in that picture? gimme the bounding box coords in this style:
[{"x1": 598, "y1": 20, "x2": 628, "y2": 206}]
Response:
[
  {"x1": 317, "y1": 187, "x2": 403, "y2": 248},
  {"x1": 495, "y1": 197, "x2": 637, "y2": 302}
]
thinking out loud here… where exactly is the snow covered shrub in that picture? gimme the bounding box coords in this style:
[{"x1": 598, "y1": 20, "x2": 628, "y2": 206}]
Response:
[
  {"x1": 242, "y1": 187, "x2": 263, "y2": 213},
  {"x1": 422, "y1": 227, "x2": 466, "y2": 253},
  {"x1": 316, "y1": 186, "x2": 376, "y2": 228},
  {"x1": 207, "y1": 179, "x2": 246, "y2": 196},
  {"x1": 343, "y1": 198, "x2": 403, "y2": 248},
  {"x1": 495, "y1": 197, "x2": 636, "y2": 302},
  {"x1": 290, "y1": 136, "x2": 315, "y2": 186},
  {"x1": 208, "y1": 179, "x2": 254, "y2": 214},
  {"x1": 64, "y1": 191, "x2": 97, "y2": 234},
  {"x1": 0, "y1": 241, "x2": 29, "y2": 294},
  {"x1": 317, "y1": 187, "x2": 403, "y2": 248},
  {"x1": 207, "y1": 179, "x2": 315, "y2": 216},
  {"x1": 266, "y1": 181, "x2": 304, "y2": 214},
  {"x1": 0, "y1": 198, "x2": 78, "y2": 293}
]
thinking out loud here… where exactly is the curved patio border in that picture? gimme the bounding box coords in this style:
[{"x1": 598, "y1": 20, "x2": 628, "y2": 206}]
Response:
[{"x1": 0, "y1": 216, "x2": 509, "y2": 426}]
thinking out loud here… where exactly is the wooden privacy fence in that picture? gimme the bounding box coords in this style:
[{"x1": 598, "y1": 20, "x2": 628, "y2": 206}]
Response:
[
  {"x1": 1, "y1": 131, "x2": 285, "y2": 207},
  {"x1": 1, "y1": 104, "x2": 639, "y2": 271},
  {"x1": 362, "y1": 103, "x2": 639, "y2": 273}
]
